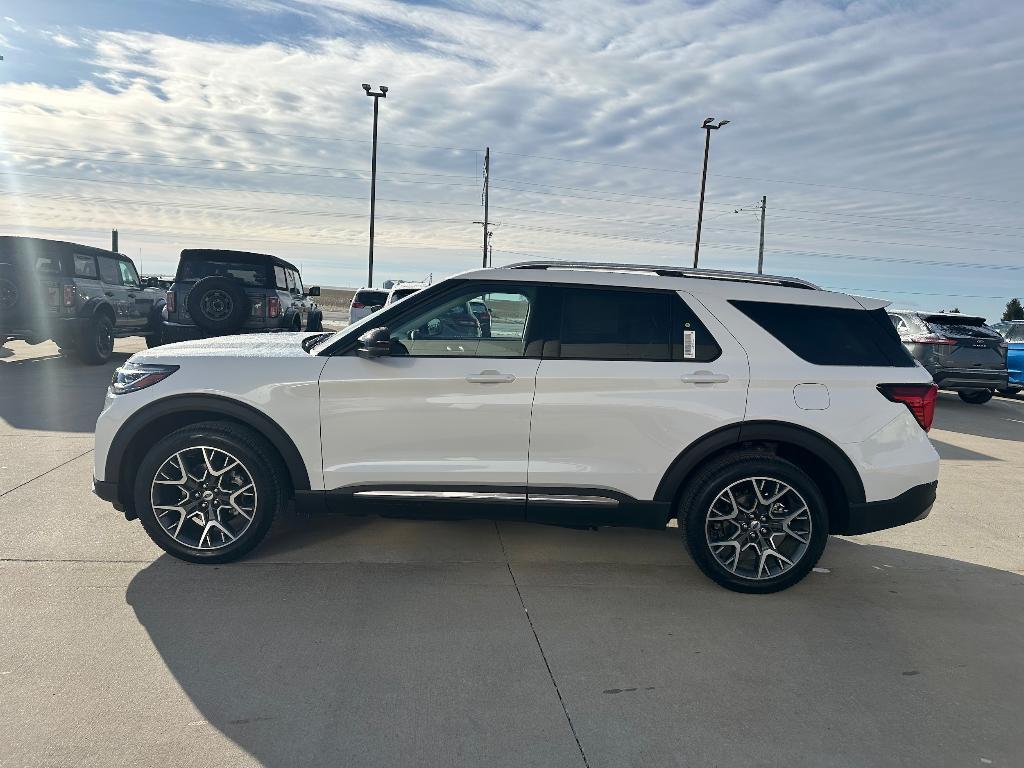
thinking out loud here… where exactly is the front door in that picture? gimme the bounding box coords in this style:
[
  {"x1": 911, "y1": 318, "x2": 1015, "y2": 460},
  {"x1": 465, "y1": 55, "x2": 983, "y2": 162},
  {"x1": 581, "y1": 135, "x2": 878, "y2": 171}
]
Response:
[
  {"x1": 527, "y1": 286, "x2": 749, "y2": 522},
  {"x1": 318, "y1": 283, "x2": 541, "y2": 518}
]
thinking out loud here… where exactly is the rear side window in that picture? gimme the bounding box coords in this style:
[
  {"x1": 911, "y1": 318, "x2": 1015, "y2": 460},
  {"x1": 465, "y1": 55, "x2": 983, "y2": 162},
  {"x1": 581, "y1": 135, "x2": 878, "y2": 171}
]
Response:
[
  {"x1": 556, "y1": 288, "x2": 721, "y2": 362},
  {"x1": 97, "y1": 255, "x2": 122, "y2": 285},
  {"x1": 733, "y1": 301, "x2": 915, "y2": 367},
  {"x1": 74, "y1": 254, "x2": 98, "y2": 278},
  {"x1": 274, "y1": 266, "x2": 287, "y2": 289}
]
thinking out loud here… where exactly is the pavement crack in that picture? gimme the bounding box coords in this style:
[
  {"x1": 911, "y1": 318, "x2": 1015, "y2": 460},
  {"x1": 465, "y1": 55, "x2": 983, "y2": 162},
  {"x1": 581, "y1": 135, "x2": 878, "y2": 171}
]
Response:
[
  {"x1": 494, "y1": 521, "x2": 590, "y2": 768},
  {"x1": 0, "y1": 448, "x2": 94, "y2": 500}
]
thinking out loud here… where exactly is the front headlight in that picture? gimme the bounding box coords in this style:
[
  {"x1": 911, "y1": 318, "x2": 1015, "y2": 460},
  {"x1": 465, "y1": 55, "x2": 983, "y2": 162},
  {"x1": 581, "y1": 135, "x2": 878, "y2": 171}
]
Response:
[{"x1": 110, "y1": 363, "x2": 179, "y2": 395}]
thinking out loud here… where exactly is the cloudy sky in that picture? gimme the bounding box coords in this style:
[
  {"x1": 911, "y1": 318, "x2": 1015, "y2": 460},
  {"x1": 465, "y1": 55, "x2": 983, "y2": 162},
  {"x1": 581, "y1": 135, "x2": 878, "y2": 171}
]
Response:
[{"x1": 0, "y1": 0, "x2": 1021, "y2": 319}]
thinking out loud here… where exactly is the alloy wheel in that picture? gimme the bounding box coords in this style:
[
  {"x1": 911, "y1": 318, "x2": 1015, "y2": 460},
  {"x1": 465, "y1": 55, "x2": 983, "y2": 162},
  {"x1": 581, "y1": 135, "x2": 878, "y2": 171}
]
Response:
[
  {"x1": 704, "y1": 476, "x2": 812, "y2": 580},
  {"x1": 150, "y1": 446, "x2": 257, "y2": 551}
]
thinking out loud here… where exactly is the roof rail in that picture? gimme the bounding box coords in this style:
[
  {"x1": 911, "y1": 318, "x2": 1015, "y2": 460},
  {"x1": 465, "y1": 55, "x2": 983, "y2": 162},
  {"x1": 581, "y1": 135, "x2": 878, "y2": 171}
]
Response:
[{"x1": 503, "y1": 260, "x2": 819, "y2": 290}]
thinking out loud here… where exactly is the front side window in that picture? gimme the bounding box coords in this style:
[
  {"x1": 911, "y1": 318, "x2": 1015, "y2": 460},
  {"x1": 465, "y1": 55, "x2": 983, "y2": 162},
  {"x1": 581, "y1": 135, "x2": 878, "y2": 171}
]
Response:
[
  {"x1": 292, "y1": 271, "x2": 304, "y2": 295},
  {"x1": 118, "y1": 260, "x2": 140, "y2": 288},
  {"x1": 554, "y1": 288, "x2": 721, "y2": 362},
  {"x1": 74, "y1": 254, "x2": 98, "y2": 279},
  {"x1": 388, "y1": 287, "x2": 535, "y2": 358},
  {"x1": 97, "y1": 255, "x2": 122, "y2": 285}
]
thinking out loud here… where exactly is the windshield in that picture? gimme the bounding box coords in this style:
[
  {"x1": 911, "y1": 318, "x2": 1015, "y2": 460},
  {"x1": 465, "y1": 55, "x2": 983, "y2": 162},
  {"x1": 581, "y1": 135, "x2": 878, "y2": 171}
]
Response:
[
  {"x1": 179, "y1": 257, "x2": 270, "y2": 287},
  {"x1": 1000, "y1": 324, "x2": 1024, "y2": 342}
]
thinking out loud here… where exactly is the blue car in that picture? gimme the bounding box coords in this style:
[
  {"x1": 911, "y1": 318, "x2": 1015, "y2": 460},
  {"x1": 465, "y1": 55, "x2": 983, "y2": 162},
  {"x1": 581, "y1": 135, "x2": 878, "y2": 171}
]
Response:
[{"x1": 993, "y1": 321, "x2": 1024, "y2": 395}]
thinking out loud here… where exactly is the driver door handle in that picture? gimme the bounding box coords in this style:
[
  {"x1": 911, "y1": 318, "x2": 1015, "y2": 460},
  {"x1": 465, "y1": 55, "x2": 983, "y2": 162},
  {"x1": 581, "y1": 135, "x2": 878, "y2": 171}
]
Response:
[
  {"x1": 466, "y1": 370, "x2": 516, "y2": 384},
  {"x1": 681, "y1": 371, "x2": 730, "y2": 384}
]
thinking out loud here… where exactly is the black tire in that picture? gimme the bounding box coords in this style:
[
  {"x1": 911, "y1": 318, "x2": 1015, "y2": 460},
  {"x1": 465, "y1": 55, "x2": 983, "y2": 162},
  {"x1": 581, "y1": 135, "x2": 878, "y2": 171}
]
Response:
[
  {"x1": 959, "y1": 389, "x2": 993, "y2": 404},
  {"x1": 133, "y1": 421, "x2": 286, "y2": 564},
  {"x1": 75, "y1": 313, "x2": 115, "y2": 364},
  {"x1": 306, "y1": 311, "x2": 323, "y2": 332},
  {"x1": 678, "y1": 452, "x2": 829, "y2": 594},
  {"x1": 997, "y1": 387, "x2": 1021, "y2": 397},
  {"x1": 186, "y1": 276, "x2": 249, "y2": 333}
]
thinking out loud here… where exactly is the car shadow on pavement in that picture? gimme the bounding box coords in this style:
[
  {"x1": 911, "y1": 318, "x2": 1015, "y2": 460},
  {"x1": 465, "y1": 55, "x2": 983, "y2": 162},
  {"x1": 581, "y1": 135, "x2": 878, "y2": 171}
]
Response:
[
  {"x1": 0, "y1": 352, "x2": 130, "y2": 433},
  {"x1": 125, "y1": 530, "x2": 1024, "y2": 768},
  {"x1": 932, "y1": 392, "x2": 1024, "y2": 442},
  {"x1": 927, "y1": 438, "x2": 1000, "y2": 461}
]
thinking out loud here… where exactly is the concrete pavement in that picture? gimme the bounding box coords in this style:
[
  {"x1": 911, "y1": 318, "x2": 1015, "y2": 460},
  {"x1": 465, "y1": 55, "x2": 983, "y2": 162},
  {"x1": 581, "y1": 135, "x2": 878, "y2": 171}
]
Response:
[{"x1": 1, "y1": 337, "x2": 1022, "y2": 767}]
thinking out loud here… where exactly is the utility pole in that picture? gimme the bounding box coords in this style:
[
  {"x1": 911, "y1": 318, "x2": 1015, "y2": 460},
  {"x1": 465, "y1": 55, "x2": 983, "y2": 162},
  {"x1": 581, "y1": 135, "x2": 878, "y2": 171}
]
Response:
[
  {"x1": 362, "y1": 83, "x2": 388, "y2": 287},
  {"x1": 693, "y1": 117, "x2": 730, "y2": 269},
  {"x1": 757, "y1": 195, "x2": 766, "y2": 274},
  {"x1": 111, "y1": 229, "x2": 118, "y2": 253},
  {"x1": 481, "y1": 147, "x2": 490, "y2": 268}
]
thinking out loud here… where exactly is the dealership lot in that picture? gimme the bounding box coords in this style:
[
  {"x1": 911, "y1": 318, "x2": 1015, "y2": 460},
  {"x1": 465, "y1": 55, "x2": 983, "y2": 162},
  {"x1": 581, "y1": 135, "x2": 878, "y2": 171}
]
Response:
[{"x1": 1, "y1": 338, "x2": 1022, "y2": 767}]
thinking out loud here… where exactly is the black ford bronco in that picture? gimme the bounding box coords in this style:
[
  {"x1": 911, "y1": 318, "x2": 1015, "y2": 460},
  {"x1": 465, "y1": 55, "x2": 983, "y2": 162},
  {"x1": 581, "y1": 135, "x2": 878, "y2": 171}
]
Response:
[
  {"x1": 0, "y1": 236, "x2": 165, "y2": 364},
  {"x1": 162, "y1": 249, "x2": 322, "y2": 342}
]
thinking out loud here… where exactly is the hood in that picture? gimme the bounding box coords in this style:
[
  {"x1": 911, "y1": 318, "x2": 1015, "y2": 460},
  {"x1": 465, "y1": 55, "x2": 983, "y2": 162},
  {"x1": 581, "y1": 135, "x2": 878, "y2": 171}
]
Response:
[{"x1": 130, "y1": 332, "x2": 323, "y2": 362}]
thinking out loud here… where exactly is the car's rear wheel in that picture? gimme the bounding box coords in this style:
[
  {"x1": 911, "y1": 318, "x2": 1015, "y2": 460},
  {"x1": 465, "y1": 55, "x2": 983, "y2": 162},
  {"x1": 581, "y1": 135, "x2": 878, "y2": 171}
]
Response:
[
  {"x1": 306, "y1": 311, "x2": 323, "y2": 331},
  {"x1": 958, "y1": 389, "x2": 993, "y2": 404},
  {"x1": 133, "y1": 422, "x2": 286, "y2": 563},
  {"x1": 75, "y1": 314, "x2": 115, "y2": 364},
  {"x1": 679, "y1": 453, "x2": 828, "y2": 593}
]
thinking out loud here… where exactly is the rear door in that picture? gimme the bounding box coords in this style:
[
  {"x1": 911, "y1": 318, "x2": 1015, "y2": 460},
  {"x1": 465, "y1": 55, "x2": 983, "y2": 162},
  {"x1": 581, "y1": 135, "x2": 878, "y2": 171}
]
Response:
[
  {"x1": 923, "y1": 314, "x2": 1006, "y2": 371},
  {"x1": 527, "y1": 286, "x2": 749, "y2": 518}
]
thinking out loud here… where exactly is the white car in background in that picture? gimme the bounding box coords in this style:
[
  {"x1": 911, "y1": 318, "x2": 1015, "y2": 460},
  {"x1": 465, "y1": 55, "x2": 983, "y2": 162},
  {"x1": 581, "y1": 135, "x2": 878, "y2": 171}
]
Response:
[
  {"x1": 347, "y1": 288, "x2": 389, "y2": 324},
  {"x1": 384, "y1": 282, "x2": 428, "y2": 307}
]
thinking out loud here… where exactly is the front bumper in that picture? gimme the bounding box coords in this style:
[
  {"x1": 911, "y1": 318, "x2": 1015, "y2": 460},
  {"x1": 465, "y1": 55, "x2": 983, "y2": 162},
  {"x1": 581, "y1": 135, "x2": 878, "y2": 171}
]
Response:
[
  {"x1": 841, "y1": 481, "x2": 937, "y2": 535},
  {"x1": 92, "y1": 476, "x2": 123, "y2": 509}
]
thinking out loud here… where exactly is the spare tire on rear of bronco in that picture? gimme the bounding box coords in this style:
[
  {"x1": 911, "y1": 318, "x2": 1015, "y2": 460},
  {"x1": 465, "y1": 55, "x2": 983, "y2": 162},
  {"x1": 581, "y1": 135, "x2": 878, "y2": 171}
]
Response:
[{"x1": 186, "y1": 276, "x2": 249, "y2": 333}]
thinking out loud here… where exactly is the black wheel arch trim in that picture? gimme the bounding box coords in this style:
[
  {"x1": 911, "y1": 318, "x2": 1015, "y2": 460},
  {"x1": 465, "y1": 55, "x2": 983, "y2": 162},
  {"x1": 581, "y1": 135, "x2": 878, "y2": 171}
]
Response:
[
  {"x1": 654, "y1": 420, "x2": 866, "y2": 506},
  {"x1": 104, "y1": 393, "x2": 311, "y2": 498}
]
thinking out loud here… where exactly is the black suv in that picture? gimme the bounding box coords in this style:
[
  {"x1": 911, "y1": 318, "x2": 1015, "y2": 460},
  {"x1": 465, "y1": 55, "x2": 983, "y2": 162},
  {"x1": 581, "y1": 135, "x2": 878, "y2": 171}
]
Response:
[
  {"x1": 888, "y1": 310, "x2": 1008, "y2": 404},
  {"x1": 162, "y1": 249, "x2": 322, "y2": 342},
  {"x1": 0, "y1": 236, "x2": 164, "y2": 364}
]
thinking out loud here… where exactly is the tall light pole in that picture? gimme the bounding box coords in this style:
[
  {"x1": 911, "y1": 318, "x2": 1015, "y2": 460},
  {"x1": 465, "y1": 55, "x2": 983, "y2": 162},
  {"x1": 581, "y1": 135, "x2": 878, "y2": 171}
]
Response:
[
  {"x1": 362, "y1": 83, "x2": 388, "y2": 287},
  {"x1": 693, "y1": 116, "x2": 729, "y2": 269}
]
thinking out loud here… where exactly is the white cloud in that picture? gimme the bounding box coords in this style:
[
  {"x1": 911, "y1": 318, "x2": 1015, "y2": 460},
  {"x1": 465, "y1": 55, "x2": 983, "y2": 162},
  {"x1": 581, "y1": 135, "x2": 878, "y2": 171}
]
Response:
[
  {"x1": 45, "y1": 31, "x2": 80, "y2": 49},
  {"x1": 0, "y1": 0, "x2": 1021, "y2": 317}
]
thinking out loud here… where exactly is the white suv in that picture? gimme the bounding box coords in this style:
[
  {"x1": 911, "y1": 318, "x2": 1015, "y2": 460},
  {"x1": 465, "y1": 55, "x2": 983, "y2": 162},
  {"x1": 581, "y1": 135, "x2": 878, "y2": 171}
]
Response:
[{"x1": 93, "y1": 261, "x2": 940, "y2": 593}]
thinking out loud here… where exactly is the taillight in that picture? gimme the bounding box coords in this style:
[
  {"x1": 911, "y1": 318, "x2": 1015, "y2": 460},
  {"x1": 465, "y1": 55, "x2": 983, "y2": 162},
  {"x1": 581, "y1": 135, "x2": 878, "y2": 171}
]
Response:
[
  {"x1": 907, "y1": 334, "x2": 955, "y2": 346},
  {"x1": 268, "y1": 296, "x2": 281, "y2": 318},
  {"x1": 63, "y1": 285, "x2": 76, "y2": 307},
  {"x1": 165, "y1": 290, "x2": 175, "y2": 313},
  {"x1": 878, "y1": 383, "x2": 938, "y2": 432},
  {"x1": 351, "y1": 302, "x2": 365, "y2": 309}
]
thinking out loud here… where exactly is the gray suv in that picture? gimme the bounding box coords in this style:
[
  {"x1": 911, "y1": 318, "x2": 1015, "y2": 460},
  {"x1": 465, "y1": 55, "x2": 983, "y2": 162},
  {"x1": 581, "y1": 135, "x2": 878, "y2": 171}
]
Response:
[
  {"x1": 162, "y1": 249, "x2": 322, "y2": 342},
  {"x1": 888, "y1": 310, "x2": 1008, "y2": 404},
  {"x1": 0, "y1": 236, "x2": 164, "y2": 364}
]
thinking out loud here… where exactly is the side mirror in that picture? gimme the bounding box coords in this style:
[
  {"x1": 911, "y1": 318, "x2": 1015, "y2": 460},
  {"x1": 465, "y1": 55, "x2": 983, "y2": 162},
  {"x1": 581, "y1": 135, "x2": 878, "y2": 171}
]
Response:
[
  {"x1": 357, "y1": 327, "x2": 393, "y2": 358},
  {"x1": 307, "y1": 286, "x2": 321, "y2": 297}
]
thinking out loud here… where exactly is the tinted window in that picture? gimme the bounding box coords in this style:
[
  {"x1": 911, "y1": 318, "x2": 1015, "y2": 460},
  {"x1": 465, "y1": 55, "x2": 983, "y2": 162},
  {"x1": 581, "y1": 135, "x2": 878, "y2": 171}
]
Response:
[
  {"x1": 97, "y1": 256, "x2": 122, "y2": 285},
  {"x1": 733, "y1": 301, "x2": 915, "y2": 367},
  {"x1": 390, "y1": 287, "x2": 534, "y2": 358},
  {"x1": 74, "y1": 254, "x2": 98, "y2": 278},
  {"x1": 180, "y1": 257, "x2": 269, "y2": 288},
  {"x1": 354, "y1": 290, "x2": 387, "y2": 306},
  {"x1": 556, "y1": 288, "x2": 720, "y2": 362}
]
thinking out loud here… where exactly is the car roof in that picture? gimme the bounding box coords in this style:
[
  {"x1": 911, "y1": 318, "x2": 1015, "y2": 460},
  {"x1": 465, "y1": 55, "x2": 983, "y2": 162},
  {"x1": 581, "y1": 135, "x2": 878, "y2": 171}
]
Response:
[
  {"x1": 0, "y1": 235, "x2": 127, "y2": 259},
  {"x1": 179, "y1": 248, "x2": 300, "y2": 273},
  {"x1": 450, "y1": 261, "x2": 876, "y2": 309}
]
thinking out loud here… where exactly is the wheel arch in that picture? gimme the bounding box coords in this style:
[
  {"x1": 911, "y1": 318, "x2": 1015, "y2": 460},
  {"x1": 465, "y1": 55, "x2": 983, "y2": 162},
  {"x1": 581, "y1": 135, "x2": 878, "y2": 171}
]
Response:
[
  {"x1": 107, "y1": 394, "x2": 311, "y2": 512},
  {"x1": 655, "y1": 421, "x2": 865, "y2": 533}
]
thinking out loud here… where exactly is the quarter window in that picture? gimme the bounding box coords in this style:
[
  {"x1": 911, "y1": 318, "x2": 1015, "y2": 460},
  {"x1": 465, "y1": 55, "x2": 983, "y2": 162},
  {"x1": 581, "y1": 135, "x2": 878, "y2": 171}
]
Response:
[
  {"x1": 389, "y1": 287, "x2": 535, "y2": 358},
  {"x1": 554, "y1": 288, "x2": 721, "y2": 362},
  {"x1": 97, "y1": 256, "x2": 122, "y2": 285}
]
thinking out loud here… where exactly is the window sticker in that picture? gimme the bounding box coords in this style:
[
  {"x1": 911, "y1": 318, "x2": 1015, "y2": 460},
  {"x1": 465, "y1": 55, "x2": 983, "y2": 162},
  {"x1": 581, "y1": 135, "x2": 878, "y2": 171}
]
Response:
[{"x1": 683, "y1": 330, "x2": 696, "y2": 359}]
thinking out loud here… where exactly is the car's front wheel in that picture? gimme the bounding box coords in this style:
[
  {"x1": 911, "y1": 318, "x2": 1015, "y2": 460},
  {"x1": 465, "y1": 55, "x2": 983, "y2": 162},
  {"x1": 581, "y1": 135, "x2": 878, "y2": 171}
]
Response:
[
  {"x1": 133, "y1": 422, "x2": 286, "y2": 563},
  {"x1": 679, "y1": 453, "x2": 829, "y2": 594},
  {"x1": 958, "y1": 389, "x2": 993, "y2": 404},
  {"x1": 76, "y1": 314, "x2": 115, "y2": 364}
]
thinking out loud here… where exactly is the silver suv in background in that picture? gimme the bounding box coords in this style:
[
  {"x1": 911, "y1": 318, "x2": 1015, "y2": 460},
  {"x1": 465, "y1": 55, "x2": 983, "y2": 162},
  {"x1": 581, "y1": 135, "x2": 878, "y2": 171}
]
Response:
[
  {"x1": 888, "y1": 310, "x2": 1008, "y2": 404},
  {"x1": 347, "y1": 288, "x2": 389, "y2": 324}
]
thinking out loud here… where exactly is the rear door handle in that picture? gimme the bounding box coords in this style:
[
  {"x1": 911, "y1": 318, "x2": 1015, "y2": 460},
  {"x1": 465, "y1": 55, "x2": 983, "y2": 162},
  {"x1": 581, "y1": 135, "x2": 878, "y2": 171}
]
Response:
[
  {"x1": 681, "y1": 371, "x2": 730, "y2": 384},
  {"x1": 466, "y1": 370, "x2": 516, "y2": 384}
]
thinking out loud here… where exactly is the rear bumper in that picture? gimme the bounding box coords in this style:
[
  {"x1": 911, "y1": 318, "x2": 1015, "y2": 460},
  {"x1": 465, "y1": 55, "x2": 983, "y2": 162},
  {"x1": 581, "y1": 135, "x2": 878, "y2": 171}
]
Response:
[
  {"x1": 840, "y1": 481, "x2": 937, "y2": 535},
  {"x1": 929, "y1": 367, "x2": 1008, "y2": 391}
]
